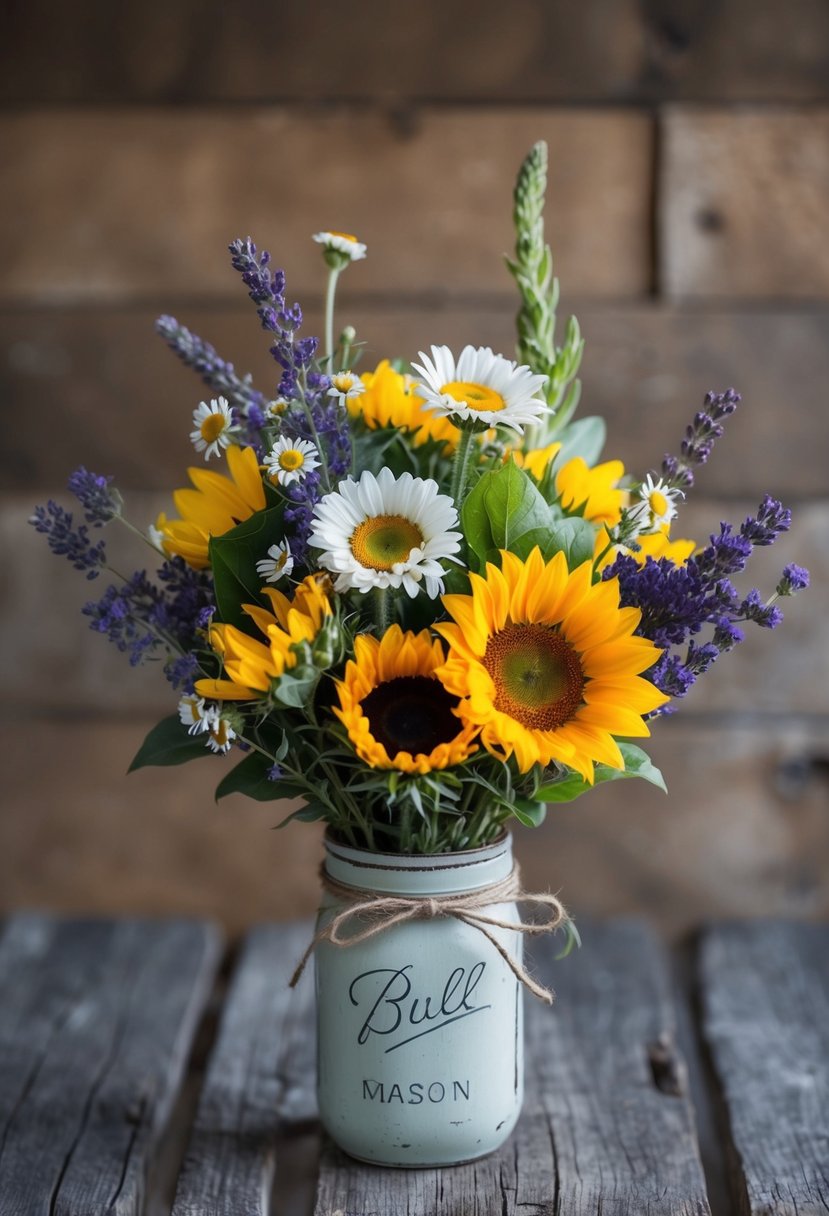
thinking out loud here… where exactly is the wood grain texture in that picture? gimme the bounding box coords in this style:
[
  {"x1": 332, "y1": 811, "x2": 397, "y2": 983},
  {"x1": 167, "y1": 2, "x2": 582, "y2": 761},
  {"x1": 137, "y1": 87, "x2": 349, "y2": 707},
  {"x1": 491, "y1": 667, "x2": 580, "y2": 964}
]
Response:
[
  {"x1": 0, "y1": 914, "x2": 221, "y2": 1216},
  {"x1": 313, "y1": 923, "x2": 709, "y2": 1215},
  {"x1": 172, "y1": 922, "x2": 315, "y2": 1215},
  {"x1": 661, "y1": 109, "x2": 829, "y2": 298},
  {"x1": 3, "y1": 1, "x2": 829, "y2": 103},
  {"x1": 700, "y1": 922, "x2": 829, "y2": 1215},
  {"x1": 0, "y1": 108, "x2": 651, "y2": 305},
  {"x1": 5, "y1": 303, "x2": 829, "y2": 495}
]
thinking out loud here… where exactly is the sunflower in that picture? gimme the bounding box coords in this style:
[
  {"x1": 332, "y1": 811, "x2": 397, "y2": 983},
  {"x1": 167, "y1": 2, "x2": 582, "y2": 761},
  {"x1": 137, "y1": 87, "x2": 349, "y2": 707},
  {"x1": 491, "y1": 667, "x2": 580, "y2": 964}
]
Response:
[
  {"x1": 353, "y1": 360, "x2": 460, "y2": 450},
  {"x1": 435, "y1": 548, "x2": 668, "y2": 781},
  {"x1": 334, "y1": 625, "x2": 478, "y2": 773},
  {"x1": 195, "y1": 574, "x2": 332, "y2": 700},
  {"x1": 412, "y1": 345, "x2": 549, "y2": 433},
  {"x1": 156, "y1": 444, "x2": 265, "y2": 570},
  {"x1": 309, "y1": 467, "x2": 462, "y2": 599}
]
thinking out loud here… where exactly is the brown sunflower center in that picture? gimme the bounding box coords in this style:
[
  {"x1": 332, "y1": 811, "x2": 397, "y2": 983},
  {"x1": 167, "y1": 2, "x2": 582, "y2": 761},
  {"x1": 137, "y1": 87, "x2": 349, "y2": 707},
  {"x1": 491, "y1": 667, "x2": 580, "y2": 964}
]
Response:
[
  {"x1": 350, "y1": 515, "x2": 424, "y2": 571},
  {"x1": 362, "y1": 676, "x2": 461, "y2": 758},
  {"x1": 483, "y1": 623, "x2": 585, "y2": 731}
]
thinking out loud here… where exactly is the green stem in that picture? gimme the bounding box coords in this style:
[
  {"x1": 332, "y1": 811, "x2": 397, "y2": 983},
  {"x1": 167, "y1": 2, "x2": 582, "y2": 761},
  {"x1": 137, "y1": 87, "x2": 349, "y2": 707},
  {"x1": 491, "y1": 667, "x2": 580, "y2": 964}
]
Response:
[
  {"x1": 373, "y1": 586, "x2": 391, "y2": 633},
  {"x1": 449, "y1": 425, "x2": 476, "y2": 506},
  {"x1": 324, "y1": 267, "x2": 342, "y2": 367}
]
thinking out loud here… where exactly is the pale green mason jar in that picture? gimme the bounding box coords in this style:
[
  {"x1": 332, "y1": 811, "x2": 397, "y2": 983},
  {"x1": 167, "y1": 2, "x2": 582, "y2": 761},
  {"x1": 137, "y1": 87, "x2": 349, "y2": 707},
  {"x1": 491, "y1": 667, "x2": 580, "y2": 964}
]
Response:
[{"x1": 315, "y1": 833, "x2": 524, "y2": 1166}]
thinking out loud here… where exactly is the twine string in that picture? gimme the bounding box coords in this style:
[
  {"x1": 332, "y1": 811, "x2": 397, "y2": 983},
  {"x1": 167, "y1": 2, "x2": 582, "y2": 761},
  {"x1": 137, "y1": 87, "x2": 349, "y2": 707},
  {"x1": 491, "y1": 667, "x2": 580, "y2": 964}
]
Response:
[{"x1": 290, "y1": 865, "x2": 568, "y2": 1004}]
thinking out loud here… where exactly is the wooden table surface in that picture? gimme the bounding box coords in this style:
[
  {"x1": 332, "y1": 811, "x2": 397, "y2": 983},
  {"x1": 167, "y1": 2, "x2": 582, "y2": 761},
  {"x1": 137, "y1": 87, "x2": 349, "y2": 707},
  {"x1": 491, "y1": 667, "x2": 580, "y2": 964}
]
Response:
[{"x1": 0, "y1": 913, "x2": 826, "y2": 1215}]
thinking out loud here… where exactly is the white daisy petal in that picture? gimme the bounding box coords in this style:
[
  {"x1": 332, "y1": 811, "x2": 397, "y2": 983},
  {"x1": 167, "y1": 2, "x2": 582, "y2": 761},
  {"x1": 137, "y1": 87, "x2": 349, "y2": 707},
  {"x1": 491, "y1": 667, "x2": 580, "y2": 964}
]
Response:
[
  {"x1": 630, "y1": 474, "x2": 684, "y2": 533},
  {"x1": 308, "y1": 469, "x2": 463, "y2": 599},
  {"x1": 264, "y1": 437, "x2": 321, "y2": 487},
  {"x1": 411, "y1": 345, "x2": 549, "y2": 434},
  {"x1": 255, "y1": 540, "x2": 295, "y2": 584},
  {"x1": 312, "y1": 231, "x2": 367, "y2": 262},
  {"x1": 190, "y1": 396, "x2": 235, "y2": 461}
]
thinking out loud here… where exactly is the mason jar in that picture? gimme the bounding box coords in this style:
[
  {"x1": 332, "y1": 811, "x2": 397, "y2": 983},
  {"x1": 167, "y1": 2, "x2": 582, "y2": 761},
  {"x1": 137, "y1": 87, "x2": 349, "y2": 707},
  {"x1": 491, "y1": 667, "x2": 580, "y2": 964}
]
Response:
[{"x1": 315, "y1": 832, "x2": 523, "y2": 1166}]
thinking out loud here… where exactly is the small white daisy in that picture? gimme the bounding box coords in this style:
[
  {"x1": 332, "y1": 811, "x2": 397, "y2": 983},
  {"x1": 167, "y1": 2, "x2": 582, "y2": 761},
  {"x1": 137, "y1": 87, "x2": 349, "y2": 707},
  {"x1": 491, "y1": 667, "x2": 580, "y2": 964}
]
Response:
[
  {"x1": 205, "y1": 717, "x2": 237, "y2": 754},
  {"x1": 190, "y1": 396, "x2": 235, "y2": 460},
  {"x1": 633, "y1": 475, "x2": 683, "y2": 532},
  {"x1": 256, "y1": 540, "x2": 295, "y2": 584},
  {"x1": 327, "y1": 371, "x2": 366, "y2": 401},
  {"x1": 178, "y1": 694, "x2": 211, "y2": 736},
  {"x1": 265, "y1": 398, "x2": 290, "y2": 420},
  {"x1": 309, "y1": 467, "x2": 462, "y2": 599},
  {"x1": 264, "y1": 437, "x2": 321, "y2": 487},
  {"x1": 312, "y1": 231, "x2": 367, "y2": 263},
  {"x1": 147, "y1": 522, "x2": 166, "y2": 553},
  {"x1": 411, "y1": 345, "x2": 549, "y2": 434}
]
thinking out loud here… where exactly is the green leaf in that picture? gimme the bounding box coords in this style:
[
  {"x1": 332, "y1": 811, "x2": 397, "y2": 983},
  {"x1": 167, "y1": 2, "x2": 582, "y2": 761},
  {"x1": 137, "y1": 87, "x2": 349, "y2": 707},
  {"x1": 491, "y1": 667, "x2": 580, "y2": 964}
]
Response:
[
  {"x1": 552, "y1": 416, "x2": 606, "y2": 468},
  {"x1": 533, "y1": 743, "x2": 667, "y2": 803},
  {"x1": 510, "y1": 798, "x2": 548, "y2": 828},
  {"x1": 214, "y1": 751, "x2": 289, "y2": 802},
  {"x1": 209, "y1": 504, "x2": 285, "y2": 634},
  {"x1": 539, "y1": 516, "x2": 596, "y2": 569},
  {"x1": 128, "y1": 714, "x2": 210, "y2": 772},
  {"x1": 462, "y1": 459, "x2": 554, "y2": 568},
  {"x1": 274, "y1": 801, "x2": 328, "y2": 829},
  {"x1": 273, "y1": 666, "x2": 320, "y2": 709}
]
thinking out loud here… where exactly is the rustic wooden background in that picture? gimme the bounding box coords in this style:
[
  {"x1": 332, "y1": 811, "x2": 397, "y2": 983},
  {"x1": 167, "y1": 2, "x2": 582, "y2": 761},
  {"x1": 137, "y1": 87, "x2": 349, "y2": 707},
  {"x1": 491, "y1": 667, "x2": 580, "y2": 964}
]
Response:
[{"x1": 1, "y1": 1, "x2": 827, "y2": 937}]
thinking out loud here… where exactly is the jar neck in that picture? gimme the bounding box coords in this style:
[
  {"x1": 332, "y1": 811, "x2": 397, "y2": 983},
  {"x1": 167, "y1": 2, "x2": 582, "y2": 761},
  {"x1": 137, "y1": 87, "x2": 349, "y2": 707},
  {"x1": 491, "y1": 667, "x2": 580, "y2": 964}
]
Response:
[{"x1": 323, "y1": 834, "x2": 513, "y2": 897}]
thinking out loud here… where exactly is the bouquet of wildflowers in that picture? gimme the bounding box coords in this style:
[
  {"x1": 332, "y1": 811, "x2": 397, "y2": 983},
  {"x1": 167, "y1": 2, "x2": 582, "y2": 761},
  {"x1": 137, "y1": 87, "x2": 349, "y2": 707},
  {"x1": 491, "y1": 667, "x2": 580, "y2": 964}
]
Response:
[{"x1": 32, "y1": 143, "x2": 808, "y2": 856}]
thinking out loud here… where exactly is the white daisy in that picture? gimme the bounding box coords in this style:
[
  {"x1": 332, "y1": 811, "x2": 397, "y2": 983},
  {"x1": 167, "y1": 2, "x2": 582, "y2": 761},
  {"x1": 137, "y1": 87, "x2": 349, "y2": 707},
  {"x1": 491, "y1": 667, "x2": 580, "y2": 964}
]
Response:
[
  {"x1": 190, "y1": 397, "x2": 235, "y2": 460},
  {"x1": 312, "y1": 231, "x2": 367, "y2": 263},
  {"x1": 328, "y1": 371, "x2": 366, "y2": 401},
  {"x1": 205, "y1": 716, "x2": 237, "y2": 754},
  {"x1": 178, "y1": 694, "x2": 211, "y2": 736},
  {"x1": 147, "y1": 522, "x2": 166, "y2": 553},
  {"x1": 256, "y1": 540, "x2": 295, "y2": 584},
  {"x1": 264, "y1": 437, "x2": 321, "y2": 487},
  {"x1": 632, "y1": 474, "x2": 683, "y2": 532},
  {"x1": 411, "y1": 345, "x2": 549, "y2": 434},
  {"x1": 265, "y1": 398, "x2": 290, "y2": 420},
  {"x1": 309, "y1": 467, "x2": 462, "y2": 599}
]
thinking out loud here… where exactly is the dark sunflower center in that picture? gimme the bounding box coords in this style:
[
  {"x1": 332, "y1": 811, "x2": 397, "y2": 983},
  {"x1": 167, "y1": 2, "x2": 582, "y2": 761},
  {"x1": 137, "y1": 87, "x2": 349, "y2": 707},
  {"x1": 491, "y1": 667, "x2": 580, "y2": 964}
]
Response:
[
  {"x1": 361, "y1": 676, "x2": 461, "y2": 758},
  {"x1": 483, "y1": 623, "x2": 585, "y2": 731}
]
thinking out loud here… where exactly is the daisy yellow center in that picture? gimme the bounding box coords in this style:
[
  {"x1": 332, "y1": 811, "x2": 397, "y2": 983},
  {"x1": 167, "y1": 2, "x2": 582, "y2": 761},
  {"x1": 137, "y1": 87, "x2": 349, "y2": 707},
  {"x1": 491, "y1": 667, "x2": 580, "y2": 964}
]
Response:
[
  {"x1": 350, "y1": 515, "x2": 424, "y2": 571},
  {"x1": 441, "y1": 380, "x2": 506, "y2": 413},
  {"x1": 362, "y1": 676, "x2": 461, "y2": 758},
  {"x1": 484, "y1": 623, "x2": 585, "y2": 731},
  {"x1": 200, "y1": 413, "x2": 228, "y2": 442},
  {"x1": 279, "y1": 450, "x2": 305, "y2": 471},
  {"x1": 329, "y1": 231, "x2": 358, "y2": 242},
  {"x1": 332, "y1": 374, "x2": 355, "y2": 391},
  {"x1": 211, "y1": 720, "x2": 232, "y2": 748},
  {"x1": 649, "y1": 489, "x2": 669, "y2": 516}
]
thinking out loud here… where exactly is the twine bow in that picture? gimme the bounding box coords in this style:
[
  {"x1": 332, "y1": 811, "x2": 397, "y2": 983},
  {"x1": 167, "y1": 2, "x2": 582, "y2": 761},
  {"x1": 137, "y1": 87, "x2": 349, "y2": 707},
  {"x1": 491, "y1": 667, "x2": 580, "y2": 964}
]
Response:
[{"x1": 290, "y1": 865, "x2": 568, "y2": 1004}]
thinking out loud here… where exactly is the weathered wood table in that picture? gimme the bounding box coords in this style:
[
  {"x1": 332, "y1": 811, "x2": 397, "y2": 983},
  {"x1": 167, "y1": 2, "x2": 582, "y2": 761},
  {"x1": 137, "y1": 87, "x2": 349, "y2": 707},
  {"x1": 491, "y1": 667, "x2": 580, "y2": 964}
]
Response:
[{"x1": 0, "y1": 913, "x2": 826, "y2": 1215}]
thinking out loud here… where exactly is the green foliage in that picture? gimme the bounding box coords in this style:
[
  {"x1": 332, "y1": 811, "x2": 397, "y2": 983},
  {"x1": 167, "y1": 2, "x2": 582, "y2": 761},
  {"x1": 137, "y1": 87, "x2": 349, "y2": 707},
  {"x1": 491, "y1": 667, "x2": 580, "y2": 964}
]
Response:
[
  {"x1": 462, "y1": 459, "x2": 595, "y2": 571},
  {"x1": 208, "y1": 504, "x2": 285, "y2": 634},
  {"x1": 532, "y1": 743, "x2": 667, "y2": 803},
  {"x1": 506, "y1": 141, "x2": 585, "y2": 439},
  {"x1": 128, "y1": 715, "x2": 210, "y2": 771}
]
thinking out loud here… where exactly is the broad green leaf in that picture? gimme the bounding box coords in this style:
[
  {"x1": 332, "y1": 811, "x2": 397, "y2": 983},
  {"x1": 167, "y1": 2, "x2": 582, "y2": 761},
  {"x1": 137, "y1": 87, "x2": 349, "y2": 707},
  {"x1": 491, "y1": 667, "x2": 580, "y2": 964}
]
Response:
[
  {"x1": 462, "y1": 459, "x2": 554, "y2": 567},
  {"x1": 539, "y1": 516, "x2": 596, "y2": 569},
  {"x1": 510, "y1": 798, "x2": 548, "y2": 828},
  {"x1": 214, "y1": 751, "x2": 294, "y2": 802},
  {"x1": 274, "y1": 802, "x2": 328, "y2": 829},
  {"x1": 209, "y1": 504, "x2": 286, "y2": 634},
  {"x1": 551, "y1": 415, "x2": 606, "y2": 468},
  {"x1": 128, "y1": 714, "x2": 210, "y2": 772},
  {"x1": 533, "y1": 743, "x2": 667, "y2": 803},
  {"x1": 273, "y1": 667, "x2": 320, "y2": 709}
]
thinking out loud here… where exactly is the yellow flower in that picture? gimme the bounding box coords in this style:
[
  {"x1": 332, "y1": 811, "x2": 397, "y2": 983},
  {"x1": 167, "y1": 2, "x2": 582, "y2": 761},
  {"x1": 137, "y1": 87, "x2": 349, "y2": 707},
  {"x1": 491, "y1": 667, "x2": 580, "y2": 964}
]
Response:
[
  {"x1": 354, "y1": 360, "x2": 460, "y2": 450},
  {"x1": 334, "y1": 624, "x2": 478, "y2": 774},
  {"x1": 195, "y1": 575, "x2": 332, "y2": 700},
  {"x1": 512, "y1": 445, "x2": 626, "y2": 527},
  {"x1": 435, "y1": 548, "x2": 668, "y2": 782},
  {"x1": 594, "y1": 526, "x2": 697, "y2": 571},
  {"x1": 156, "y1": 445, "x2": 266, "y2": 570}
]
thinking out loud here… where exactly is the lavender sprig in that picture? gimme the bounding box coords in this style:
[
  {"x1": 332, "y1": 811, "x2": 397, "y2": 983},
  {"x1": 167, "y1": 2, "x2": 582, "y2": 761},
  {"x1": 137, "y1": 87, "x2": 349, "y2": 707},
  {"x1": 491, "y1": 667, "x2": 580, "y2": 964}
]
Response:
[
  {"x1": 29, "y1": 501, "x2": 107, "y2": 579},
  {"x1": 660, "y1": 388, "x2": 741, "y2": 492},
  {"x1": 155, "y1": 315, "x2": 269, "y2": 451},
  {"x1": 67, "y1": 468, "x2": 122, "y2": 526}
]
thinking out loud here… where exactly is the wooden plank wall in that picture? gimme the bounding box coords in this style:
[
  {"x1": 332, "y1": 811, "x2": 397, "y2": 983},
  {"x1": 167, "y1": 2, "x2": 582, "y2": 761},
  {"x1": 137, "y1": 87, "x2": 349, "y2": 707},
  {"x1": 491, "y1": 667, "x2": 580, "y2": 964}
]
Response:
[{"x1": 1, "y1": 1, "x2": 827, "y2": 937}]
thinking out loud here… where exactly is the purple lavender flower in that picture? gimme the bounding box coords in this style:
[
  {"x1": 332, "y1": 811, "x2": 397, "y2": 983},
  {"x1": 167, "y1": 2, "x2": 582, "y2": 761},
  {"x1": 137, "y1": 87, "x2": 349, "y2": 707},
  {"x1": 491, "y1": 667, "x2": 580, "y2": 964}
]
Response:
[
  {"x1": 30, "y1": 501, "x2": 107, "y2": 579},
  {"x1": 660, "y1": 388, "x2": 741, "y2": 492},
  {"x1": 67, "y1": 468, "x2": 121, "y2": 526},
  {"x1": 155, "y1": 558, "x2": 215, "y2": 649},
  {"x1": 166, "y1": 651, "x2": 201, "y2": 693},
  {"x1": 155, "y1": 315, "x2": 269, "y2": 452},
  {"x1": 740, "y1": 495, "x2": 791, "y2": 546},
  {"x1": 739, "y1": 589, "x2": 784, "y2": 629},
  {"x1": 778, "y1": 563, "x2": 810, "y2": 594},
  {"x1": 83, "y1": 572, "x2": 160, "y2": 664},
  {"x1": 267, "y1": 764, "x2": 284, "y2": 782}
]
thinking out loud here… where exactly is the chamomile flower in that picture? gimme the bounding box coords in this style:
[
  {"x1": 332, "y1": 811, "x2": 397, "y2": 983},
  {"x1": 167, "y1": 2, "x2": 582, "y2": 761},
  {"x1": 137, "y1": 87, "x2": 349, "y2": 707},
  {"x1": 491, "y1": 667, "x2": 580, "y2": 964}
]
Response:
[
  {"x1": 309, "y1": 467, "x2": 462, "y2": 599},
  {"x1": 328, "y1": 371, "x2": 366, "y2": 401},
  {"x1": 633, "y1": 475, "x2": 683, "y2": 532},
  {"x1": 178, "y1": 694, "x2": 211, "y2": 735},
  {"x1": 147, "y1": 522, "x2": 166, "y2": 553},
  {"x1": 256, "y1": 540, "x2": 295, "y2": 584},
  {"x1": 265, "y1": 398, "x2": 290, "y2": 420},
  {"x1": 312, "y1": 231, "x2": 367, "y2": 263},
  {"x1": 205, "y1": 717, "x2": 237, "y2": 754},
  {"x1": 190, "y1": 397, "x2": 235, "y2": 460},
  {"x1": 411, "y1": 345, "x2": 549, "y2": 433},
  {"x1": 264, "y1": 437, "x2": 321, "y2": 487}
]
